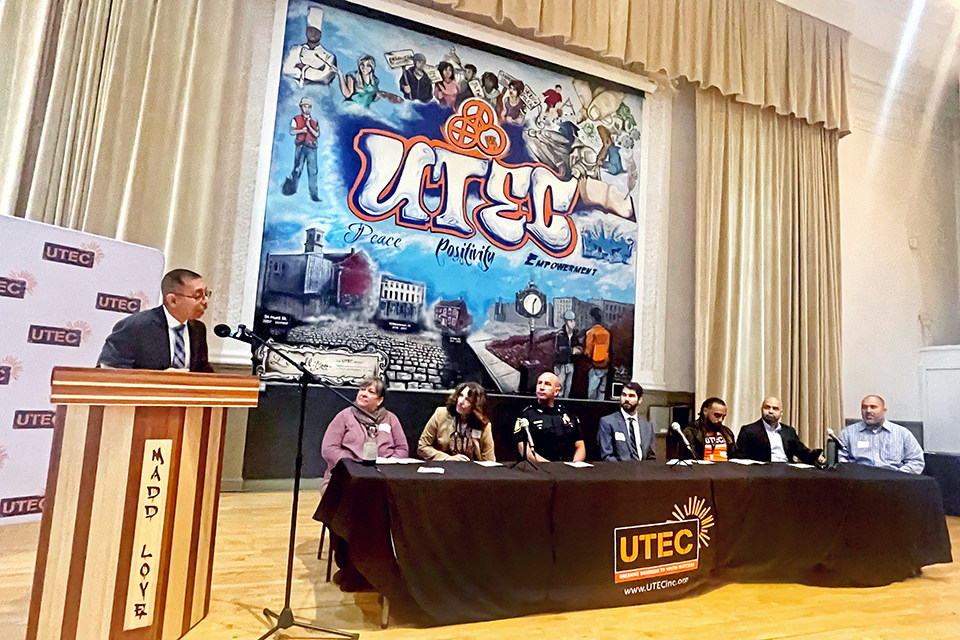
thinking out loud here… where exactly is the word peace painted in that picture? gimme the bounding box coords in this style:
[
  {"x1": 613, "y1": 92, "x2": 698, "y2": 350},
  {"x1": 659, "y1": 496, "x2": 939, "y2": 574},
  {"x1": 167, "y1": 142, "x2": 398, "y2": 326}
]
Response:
[
  {"x1": 348, "y1": 101, "x2": 580, "y2": 257},
  {"x1": 343, "y1": 223, "x2": 403, "y2": 248}
]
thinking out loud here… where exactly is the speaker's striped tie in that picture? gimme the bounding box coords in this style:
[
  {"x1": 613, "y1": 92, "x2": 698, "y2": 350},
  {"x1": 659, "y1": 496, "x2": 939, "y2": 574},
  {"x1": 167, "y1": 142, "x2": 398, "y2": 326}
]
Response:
[{"x1": 172, "y1": 325, "x2": 186, "y2": 369}]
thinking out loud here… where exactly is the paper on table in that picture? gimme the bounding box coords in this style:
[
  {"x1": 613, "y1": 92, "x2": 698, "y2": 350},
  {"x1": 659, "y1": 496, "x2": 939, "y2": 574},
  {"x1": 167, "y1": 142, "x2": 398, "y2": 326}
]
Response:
[
  {"x1": 694, "y1": 460, "x2": 715, "y2": 465},
  {"x1": 376, "y1": 457, "x2": 423, "y2": 464},
  {"x1": 563, "y1": 461, "x2": 594, "y2": 468},
  {"x1": 728, "y1": 459, "x2": 760, "y2": 465},
  {"x1": 788, "y1": 462, "x2": 815, "y2": 469},
  {"x1": 474, "y1": 460, "x2": 503, "y2": 467},
  {"x1": 416, "y1": 467, "x2": 445, "y2": 474}
]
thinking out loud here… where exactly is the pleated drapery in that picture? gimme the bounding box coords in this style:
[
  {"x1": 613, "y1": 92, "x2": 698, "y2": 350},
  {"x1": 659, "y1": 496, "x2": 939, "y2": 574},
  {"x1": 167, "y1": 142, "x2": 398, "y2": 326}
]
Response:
[
  {"x1": 695, "y1": 87, "x2": 843, "y2": 445},
  {"x1": 406, "y1": 0, "x2": 850, "y2": 133},
  {"x1": 5, "y1": 0, "x2": 252, "y2": 303}
]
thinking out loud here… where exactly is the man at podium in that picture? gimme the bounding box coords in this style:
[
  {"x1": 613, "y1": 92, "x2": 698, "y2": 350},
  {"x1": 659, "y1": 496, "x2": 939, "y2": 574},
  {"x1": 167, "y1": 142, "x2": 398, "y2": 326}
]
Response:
[{"x1": 98, "y1": 268, "x2": 214, "y2": 372}]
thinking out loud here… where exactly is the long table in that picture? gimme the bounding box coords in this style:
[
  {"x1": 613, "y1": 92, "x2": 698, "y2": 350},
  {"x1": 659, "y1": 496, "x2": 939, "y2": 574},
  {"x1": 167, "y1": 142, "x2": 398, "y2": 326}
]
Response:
[{"x1": 315, "y1": 460, "x2": 953, "y2": 625}]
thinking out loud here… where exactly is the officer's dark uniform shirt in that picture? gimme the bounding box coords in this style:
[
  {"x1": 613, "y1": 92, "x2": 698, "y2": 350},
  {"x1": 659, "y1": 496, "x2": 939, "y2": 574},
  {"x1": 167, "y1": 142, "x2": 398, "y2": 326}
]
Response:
[{"x1": 514, "y1": 402, "x2": 583, "y2": 461}]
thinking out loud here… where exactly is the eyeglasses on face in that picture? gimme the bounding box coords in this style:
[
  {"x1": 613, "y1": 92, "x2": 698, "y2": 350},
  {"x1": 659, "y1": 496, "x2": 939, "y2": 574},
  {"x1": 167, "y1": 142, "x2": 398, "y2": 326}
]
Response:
[{"x1": 173, "y1": 289, "x2": 212, "y2": 300}]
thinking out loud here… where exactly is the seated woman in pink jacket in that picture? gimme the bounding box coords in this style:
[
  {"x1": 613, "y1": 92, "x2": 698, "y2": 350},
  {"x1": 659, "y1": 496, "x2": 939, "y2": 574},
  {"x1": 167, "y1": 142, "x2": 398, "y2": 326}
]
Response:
[
  {"x1": 320, "y1": 376, "x2": 408, "y2": 493},
  {"x1": 319, "y1": 376, "x2": 407, "y2": 591}
]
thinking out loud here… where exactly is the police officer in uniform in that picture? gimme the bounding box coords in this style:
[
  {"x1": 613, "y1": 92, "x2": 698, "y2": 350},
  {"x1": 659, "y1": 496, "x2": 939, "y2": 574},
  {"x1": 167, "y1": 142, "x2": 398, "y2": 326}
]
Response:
[{"x1": 515, "y1": 372, "x2": 586, "y2": 462}]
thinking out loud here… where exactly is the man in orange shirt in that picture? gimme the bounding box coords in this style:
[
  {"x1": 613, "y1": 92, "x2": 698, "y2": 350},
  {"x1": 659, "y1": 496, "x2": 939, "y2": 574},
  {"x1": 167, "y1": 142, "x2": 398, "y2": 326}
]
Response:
[
  {"x1": 282, "y1": 96, "x2": 320, "y2": 202},
  {"x1": 584, "y1": 307, "x2": 610, "y2": 400}
]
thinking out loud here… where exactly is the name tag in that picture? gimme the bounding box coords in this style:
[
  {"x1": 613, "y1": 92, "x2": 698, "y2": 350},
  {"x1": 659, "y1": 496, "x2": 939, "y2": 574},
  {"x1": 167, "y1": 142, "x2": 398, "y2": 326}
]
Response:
[
  {"x1": 614, "y1": 432, "x2": 626, "y2": 442},
  {"x1": 857, "y1": 440, "x2": 870, "y2": 448},
  {"x1": 470, "y1": 429, "x2": 482, "y2": 439},
  {"x1": 377, "y1": 424, "x2": 392, "y2": 433}
]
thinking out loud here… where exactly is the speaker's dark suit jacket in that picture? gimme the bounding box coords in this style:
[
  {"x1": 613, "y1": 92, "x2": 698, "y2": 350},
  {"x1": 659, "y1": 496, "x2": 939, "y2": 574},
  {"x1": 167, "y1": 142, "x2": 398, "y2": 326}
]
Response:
[
  {"x1": 98, "y1": 305, "x2": 213, "y2": 372},
  {"x1": 736, "y1": 419, "x2": 821, "y2": 464},
  {"x1": 598, "y1": 411, "x2": 656, "y2": 461}
]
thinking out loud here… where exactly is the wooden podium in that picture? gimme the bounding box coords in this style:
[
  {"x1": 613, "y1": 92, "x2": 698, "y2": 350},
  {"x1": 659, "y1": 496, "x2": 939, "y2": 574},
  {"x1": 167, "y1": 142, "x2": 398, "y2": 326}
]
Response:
[{"x1": 26, "y1": 367, "x2": 260, "y2": 640}]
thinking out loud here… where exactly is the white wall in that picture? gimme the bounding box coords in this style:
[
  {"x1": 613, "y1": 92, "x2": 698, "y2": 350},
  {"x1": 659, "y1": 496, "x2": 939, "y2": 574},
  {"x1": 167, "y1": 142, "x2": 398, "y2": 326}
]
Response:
[
  {"x1": 662, "y1": 82, "x2": 697, "y2": 393},
  {"x1": 780, "y1": 0, "x2": 960, "y2": 427},
  {"x1": 839, "y1": 39, "x2": 960, "y2": 421}
]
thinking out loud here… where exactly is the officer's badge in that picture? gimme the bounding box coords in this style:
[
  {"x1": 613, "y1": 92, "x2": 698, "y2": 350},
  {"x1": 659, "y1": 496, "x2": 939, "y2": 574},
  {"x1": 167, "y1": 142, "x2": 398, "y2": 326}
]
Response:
[{"x1": 562, "y1": 413, "x2": 572, "y2": 425}]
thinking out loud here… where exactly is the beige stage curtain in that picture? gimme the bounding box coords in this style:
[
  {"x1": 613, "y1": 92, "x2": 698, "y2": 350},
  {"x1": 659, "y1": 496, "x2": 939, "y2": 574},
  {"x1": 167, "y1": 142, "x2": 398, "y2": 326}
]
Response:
[
  {"x1": 405, "y1": 0, "x2": 849, "y2": 133},
  {"x1": 10, "y1": 0, "x2": 252, "y2": 303},
  {"x1": 0, "y1": 0, "x2": 57, "y2": 216},
  {"x1": 695, "y1": 86, "x2": 842, "y2": 446}
]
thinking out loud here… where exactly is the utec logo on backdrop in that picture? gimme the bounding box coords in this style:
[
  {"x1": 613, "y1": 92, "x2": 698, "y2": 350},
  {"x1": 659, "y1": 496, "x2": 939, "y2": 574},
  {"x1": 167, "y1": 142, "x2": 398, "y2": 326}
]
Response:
[
  {"x1": 0, "y1": 276, "x2": 27, "y2": 299},
  {"x1": 96, "y1": 292, "x2": 145, "y2": 314},
  {"x1": 42, "y1": 241, "x2": 103, "y2": 268},
  {"x1": 27, "y1": 321, "x2": 91, "y2": 347},
  {"x1": 0, "y1": 495, "x2": 46, "y2": 518},
  {"x1": 614, "y1": 496, "x2": 715, "y2": 584},
  {"x1": 0, "y1": 271, "x2": 37, "y2": 299},
  {"x1": 13, "y1": 410, "x2": 57, "y2": 429}
]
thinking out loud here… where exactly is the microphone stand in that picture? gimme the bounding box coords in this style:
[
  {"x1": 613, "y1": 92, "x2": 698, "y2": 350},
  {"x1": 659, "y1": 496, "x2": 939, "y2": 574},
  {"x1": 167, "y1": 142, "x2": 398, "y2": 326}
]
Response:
[
  {"x1": 221, "y1": 325, "x2": 365, "y2": 640},
  {"x1": 509, "y1": 426, "x2": 540, "y2": 470},
  {"x1": 667, "y1": 424, "x2": 696, "y2": 467}
]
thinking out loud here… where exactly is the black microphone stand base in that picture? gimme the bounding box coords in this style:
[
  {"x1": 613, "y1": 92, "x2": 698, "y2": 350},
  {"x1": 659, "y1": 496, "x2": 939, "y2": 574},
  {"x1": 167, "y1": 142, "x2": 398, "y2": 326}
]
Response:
[
  {"x1": 509, "y1": 458, "x2": 540, "y2": 470},
  {"x1": 508, "y1": 438, "x2": 540, "y2": 470},
  {"x1": 258, "y1": 607, "x2": 359, "y2": 640}
]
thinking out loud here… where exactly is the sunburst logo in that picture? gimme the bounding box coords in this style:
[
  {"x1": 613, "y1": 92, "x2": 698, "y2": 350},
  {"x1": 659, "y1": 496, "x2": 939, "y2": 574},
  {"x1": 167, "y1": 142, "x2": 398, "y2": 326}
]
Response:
[
  {"x1": 670, "y1": 496, "x2": 714, "y2": 547},
  {"x1": 8, "y1": 271, "x2": 37, "y2": 294},
  {"x1": 129, "y1": 290, "x2": 151, "y2": 309},
  {"x1": 66, "y1": 320, "x2": 93, "y2": 343},
  {"x1": 80, "y1": 242, "x2": 104, "y2": 265},
  {"x1": 0, "y1": 356, "x2": 24, "y2": 383}
]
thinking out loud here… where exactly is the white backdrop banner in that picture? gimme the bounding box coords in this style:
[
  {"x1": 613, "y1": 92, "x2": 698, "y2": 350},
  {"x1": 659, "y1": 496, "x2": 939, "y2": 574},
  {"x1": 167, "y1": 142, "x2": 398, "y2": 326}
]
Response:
[{"x1": 0, "y1": 217, "x2": 164, "y2": 525}]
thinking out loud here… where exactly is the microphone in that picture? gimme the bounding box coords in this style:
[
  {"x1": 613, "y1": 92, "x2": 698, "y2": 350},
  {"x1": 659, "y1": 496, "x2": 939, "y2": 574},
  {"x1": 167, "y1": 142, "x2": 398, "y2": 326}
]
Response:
[
  {"x1": 670, "y1": 422, "x2": 695, "y2": 459},
  {"x1": 214, "y1": 323, "x2": 257, "y2": 344},
  {"x1": 826, "y1": 428, "x2": 845, "y2": 450}
]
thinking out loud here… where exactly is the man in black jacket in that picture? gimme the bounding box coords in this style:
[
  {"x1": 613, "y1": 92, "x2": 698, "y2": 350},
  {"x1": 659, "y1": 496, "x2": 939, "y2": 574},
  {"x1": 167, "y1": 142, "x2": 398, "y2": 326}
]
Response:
[
  {"x1": 736, "y1": 396, "x2": 822, "y2": 464},
  {"x1": 98, "y1": 269, "x2": 214, "y2": 373},
  {"x1": 681, "y1": 397, "x2": 737, "y2": 461}
]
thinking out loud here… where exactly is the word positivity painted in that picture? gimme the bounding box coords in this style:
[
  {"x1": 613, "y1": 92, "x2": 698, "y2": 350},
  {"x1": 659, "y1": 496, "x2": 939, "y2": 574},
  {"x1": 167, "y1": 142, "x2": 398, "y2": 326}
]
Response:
[{"x1": 348, "y1": 99, "x2": 580, "y2": 258}]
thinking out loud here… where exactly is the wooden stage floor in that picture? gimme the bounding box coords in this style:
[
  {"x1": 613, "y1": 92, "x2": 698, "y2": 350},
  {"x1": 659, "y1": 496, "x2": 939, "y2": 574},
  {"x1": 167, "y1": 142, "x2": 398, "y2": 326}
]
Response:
[{"x1": 2, "y1": 490, "x2": 959, "y2": 640}]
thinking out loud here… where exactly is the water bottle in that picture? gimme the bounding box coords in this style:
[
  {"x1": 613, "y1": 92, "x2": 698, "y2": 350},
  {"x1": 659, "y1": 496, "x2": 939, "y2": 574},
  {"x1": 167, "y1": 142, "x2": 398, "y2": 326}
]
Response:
[{"x1": 361, "y1": 424, "x2": 378, "y2": 466}]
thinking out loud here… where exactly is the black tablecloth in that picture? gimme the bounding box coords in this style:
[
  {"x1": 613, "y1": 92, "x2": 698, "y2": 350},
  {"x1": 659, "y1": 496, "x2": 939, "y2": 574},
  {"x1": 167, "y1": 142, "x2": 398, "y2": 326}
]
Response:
[
  {"x1": 315, "y1": 460, "x2": 952, "y2": 625},
  {"x1": 924, "y1": 452, "x2": 960, "y2": 516}
]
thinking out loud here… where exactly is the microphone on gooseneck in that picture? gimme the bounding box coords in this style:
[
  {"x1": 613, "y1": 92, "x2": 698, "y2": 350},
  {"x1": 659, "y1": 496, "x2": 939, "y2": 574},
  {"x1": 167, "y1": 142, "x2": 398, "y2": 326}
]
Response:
[
  {"x1": 670, "y1": 422, "x2": 695, "y2": 459},
  {"x1": 826, "y1": 428, "x2": 845, "y2": 450},
  {"x1": 214, "y1": 324, "x2": 256, "y2": 344}
]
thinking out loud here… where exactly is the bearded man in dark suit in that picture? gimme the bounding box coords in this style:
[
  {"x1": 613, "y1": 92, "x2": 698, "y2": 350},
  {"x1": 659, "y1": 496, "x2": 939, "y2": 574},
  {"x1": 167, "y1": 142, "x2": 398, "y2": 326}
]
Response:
[
  {"x1": 98, "y1": 269, "x2": 214, "y2": 372},
  {"x1": 736, "y1": 396, "x2": 822, "y2": 465}
]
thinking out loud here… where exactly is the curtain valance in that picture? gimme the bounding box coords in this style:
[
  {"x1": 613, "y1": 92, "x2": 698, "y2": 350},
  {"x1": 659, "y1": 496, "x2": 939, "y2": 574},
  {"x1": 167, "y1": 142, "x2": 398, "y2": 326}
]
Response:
[{"x1": 405, "y1": 0, "x2": 850, "y2": 133}]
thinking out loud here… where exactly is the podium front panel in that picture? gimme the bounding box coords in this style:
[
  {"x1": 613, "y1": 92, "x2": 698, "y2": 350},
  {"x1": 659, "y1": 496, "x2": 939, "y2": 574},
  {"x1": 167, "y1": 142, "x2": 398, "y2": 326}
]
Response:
[{"x1": 28, "y1": 368, "x2": 257, "y2": 640}]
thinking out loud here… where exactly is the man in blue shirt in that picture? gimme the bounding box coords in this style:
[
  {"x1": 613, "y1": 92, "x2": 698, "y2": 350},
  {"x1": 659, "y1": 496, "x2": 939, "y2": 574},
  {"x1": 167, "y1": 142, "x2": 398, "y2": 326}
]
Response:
[{"x1": 837, "y1": 395, "x2": 924, "y2": 474}]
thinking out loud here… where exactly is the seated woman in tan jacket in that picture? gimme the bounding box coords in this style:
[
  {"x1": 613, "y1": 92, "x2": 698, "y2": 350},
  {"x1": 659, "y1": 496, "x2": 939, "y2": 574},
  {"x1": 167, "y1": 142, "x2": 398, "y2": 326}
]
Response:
[{"x1": 418, "y1": 382, "x2": 496, "y2": 461}]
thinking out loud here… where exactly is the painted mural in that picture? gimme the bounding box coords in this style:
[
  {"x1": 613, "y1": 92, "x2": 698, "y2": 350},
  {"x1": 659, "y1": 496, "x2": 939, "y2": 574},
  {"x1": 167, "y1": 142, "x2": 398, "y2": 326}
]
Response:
[{"x1": 254, "y1": 0, "x2": 644, "y2": 398}]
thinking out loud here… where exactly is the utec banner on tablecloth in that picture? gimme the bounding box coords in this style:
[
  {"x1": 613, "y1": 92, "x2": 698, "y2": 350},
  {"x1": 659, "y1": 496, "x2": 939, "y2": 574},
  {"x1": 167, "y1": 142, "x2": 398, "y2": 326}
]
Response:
[
  {"x1": 254, "y1": 0, "x2": 644, "y2": 397},
  {"x1": 0, "y1": 216, "x2": 163, "y2": 525}
]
